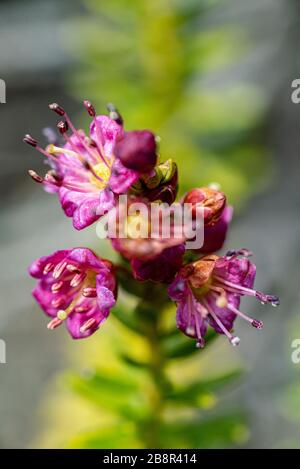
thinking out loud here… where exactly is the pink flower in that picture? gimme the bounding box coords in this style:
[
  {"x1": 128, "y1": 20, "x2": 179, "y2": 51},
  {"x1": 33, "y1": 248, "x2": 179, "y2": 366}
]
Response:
[
  {"x1": 29, "y1": 248, "x2": 117, "y2": 339},
  {"x1": 168, "y1": 250, "x2": 279, "y2": 348},
  {"x1": 25, "y1": 102, "x2": 139, "y2": 230}
]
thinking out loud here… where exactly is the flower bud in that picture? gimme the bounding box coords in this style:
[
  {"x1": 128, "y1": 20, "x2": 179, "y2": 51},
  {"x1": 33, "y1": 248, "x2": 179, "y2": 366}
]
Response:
[
  {"x1": 114, "y1": 130, "x2": 157, "y2": 173},
  {"x1": 183, "y1": 187, "x2": 226, "y2": 225}
]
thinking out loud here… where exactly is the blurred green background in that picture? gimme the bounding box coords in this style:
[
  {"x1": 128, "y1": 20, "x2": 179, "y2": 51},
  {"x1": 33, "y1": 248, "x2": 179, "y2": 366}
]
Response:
[{"x1": 0, "y1": 0, "x2": 300, "y2": 448}]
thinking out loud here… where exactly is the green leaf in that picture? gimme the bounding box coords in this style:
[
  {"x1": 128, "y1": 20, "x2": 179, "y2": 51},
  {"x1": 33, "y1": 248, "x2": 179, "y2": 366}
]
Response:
[
  {"x1": 165, "y1": 369, "x2": 243, "y2": 403},
  {"x1": 68, "y1": 423, "x2": 140, "y2": 449},
  {"x1": 119, "y1": 352, "x2": 149, "y2": 370},
  {"x1": 158, "y1": 413, "x2": 248, "y2": 448},
  {"x1": 66, "y1": 371, "x2": 147, "y2": 420},
  {"x1": 163, "y1": 329, "x2": 217, "y2": 359},
  {"x1": 111, "y1": 304, "x2": 144, "y2": 335}
]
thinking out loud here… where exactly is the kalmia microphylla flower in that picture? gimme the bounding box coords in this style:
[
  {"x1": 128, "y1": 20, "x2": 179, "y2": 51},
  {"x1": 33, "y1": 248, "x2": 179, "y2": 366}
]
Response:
[
  {"x1": 25, "y1": 101, "x2": 139, "y2": 230},
  {"x1": 29, "y1": 248, "x2": 116, "y2": 339},
  {"x1": 25, "y1": 103, "x2": 280, "y2": 349},
  {"x1": 168, "y1": 250, "x2": 279, "y2": 348}
]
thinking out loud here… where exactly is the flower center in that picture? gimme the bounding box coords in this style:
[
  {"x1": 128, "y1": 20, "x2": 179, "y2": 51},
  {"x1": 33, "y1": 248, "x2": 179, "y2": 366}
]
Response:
[
  {"x1": 190, "y1": 279, "x2": 212, "y2": 300},
  {"x1": 90, "y1": 162, "x2": 111, "y2": 189}
]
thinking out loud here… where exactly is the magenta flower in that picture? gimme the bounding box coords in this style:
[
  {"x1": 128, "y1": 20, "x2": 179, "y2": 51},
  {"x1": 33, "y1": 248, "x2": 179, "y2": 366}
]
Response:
[
  {"x1": 29, "y1": 248, "x2": 116, "y2": 339},
  {"x1": 168, "y1": 250, "x2": 279, "y2": 348},
  {"x1": 25, "y1": 102, "x2": 139, "y2": 230}
]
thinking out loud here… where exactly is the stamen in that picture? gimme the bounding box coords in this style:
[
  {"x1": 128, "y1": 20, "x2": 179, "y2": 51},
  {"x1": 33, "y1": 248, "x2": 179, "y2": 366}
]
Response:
[
  {"x1": 106, "y1": 103, "x2": 123, "y2": 125},
  {"x1": 70, "y1": 272, "x2": 86, "y2": 288},
  {"x1": 255, "y1": 292, "x2": 280, "y2": 306},
  {"x1": 227, "y1": 303, "x2": 264, "y2": 329},
  {"x1": 23, "y1": 134, "x2": 37, "y2": 147},
  {"x1": 194, "y1": 312, "x2": 204, "y2": 347},
  {"x1": 43, "y1": 262, "x2": 54, "y2": 275},
  {"x1": 53, "y1": 260, "x2": 68, "y2": 279},
  {"x1": 82, "y1": 287, "x2": 97, "y2": 298},
  {"x1": 203, "y1": 298, "x2": 240, "y2": 346},
  {"x1": 45, "y1": 175, "x2": 96, "y2": 193},
  {"x1": 57, "y1": 120, "x2": 69, "y2": 134},
  {"x1": 196, "y1": 338, "x2": 205, "y2": 348},
  {"x1": 74, "y1": 305, "x2": 90, "y2": 314},
  {"x1": 51, "y1": 281, "x2": 64, "y2": 293},
  {"x1": 64, "y1": 113, "x2": 104, "y2": 166},
  {"x1": 80, "y1": 318, "x2": 97, "y2": 333},
  {"x1": 28, "y1": 169, "x2": 44, "y2": 183},
  {"x1": 230, "y1": 337, "x2": 241, "y2": 346},
  {"x1": 44, "y1": 173, "x2": 61, "y2": 187},
  {"x1": 66, "y1": 264, "x2": 80, "y2": 273},
  {"x1": 47, "y1": 144, "x2": 88, "y2": 168},
  {"x1": 83, "y1": 100, "x2": 96, "y2": 117},
  {"x1": 186, "y1": 289, "x2": 193, "y2": 334},
  {"x1": 50, "y1": 102, "x2": 103, "y2": 165},
  {"x1": 214, "y1": 275, "x2": 257, "y2": 298},
  {"x1": 226, "y1": 249, "x2": 253, "y2": 258},
  {"x1": 47, "y1": 317, "x2": 63, "y2": 330},
  {"x1": 49, "y1": 102, "x2": 65, "y2": 116},
  {"x1": 91, "y1": 118, "x2": 109, "y2": 166},
  {"x1": 51, "y1": 297, "x2": 65, "y2": 309}
]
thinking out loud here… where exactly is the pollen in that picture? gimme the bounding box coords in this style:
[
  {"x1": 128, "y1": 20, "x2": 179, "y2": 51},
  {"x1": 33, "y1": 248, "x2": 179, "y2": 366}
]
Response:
[{"x1": 90, "y1": 162, "x2": 111, "y2": 189}]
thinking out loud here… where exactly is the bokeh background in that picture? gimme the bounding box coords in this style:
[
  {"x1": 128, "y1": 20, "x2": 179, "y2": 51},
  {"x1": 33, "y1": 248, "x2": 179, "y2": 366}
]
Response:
[{"x1": 1, "y1": 0, "x2": 300, "y2": 448}]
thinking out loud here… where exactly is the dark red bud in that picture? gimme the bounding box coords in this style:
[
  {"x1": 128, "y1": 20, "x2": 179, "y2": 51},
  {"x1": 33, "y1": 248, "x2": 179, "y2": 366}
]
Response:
[
  {"x1": 83, "y1": 100, "x2": 96, "y2": 117},
  {"x1": 183, "y1": 187, "x2": 226, "y2": 225},
  {"x1": 49, "y1": 102, "x2": 65, "y2": 116},
  {"x1": 114, "y1": 130, "x2": 157, "y2": 173}
]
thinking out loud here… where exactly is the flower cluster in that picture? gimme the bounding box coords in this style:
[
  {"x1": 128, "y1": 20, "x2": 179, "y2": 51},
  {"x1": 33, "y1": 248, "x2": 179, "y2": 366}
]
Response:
[{"x1": 26, "y1": 101, "x2": 279, "y2": 345}]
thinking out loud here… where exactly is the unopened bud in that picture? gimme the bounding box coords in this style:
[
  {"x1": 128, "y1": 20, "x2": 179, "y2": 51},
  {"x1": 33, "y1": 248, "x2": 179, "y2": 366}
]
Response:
[
  {"x1": 114, "y1": 130, "x2": 157, "y2": 173},
  {"x1": 183, "y1": 187, "x2": 226, "y2": 225}
]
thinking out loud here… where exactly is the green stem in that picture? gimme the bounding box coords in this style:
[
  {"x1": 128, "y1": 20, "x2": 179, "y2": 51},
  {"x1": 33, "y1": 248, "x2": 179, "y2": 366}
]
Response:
[{"x1": 139, "y1": 297, "x2": 169, "y2": 448}]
